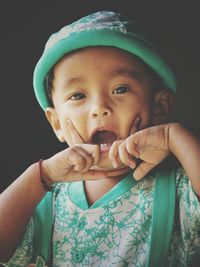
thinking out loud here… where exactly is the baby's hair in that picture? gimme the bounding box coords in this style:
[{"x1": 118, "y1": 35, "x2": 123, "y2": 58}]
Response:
[
  {"x1": 45, "y1": 68, "x2": 54, "y2": 107},
  {"x1": 45, "y1": 53, "x2": 166, "y2": 108}
]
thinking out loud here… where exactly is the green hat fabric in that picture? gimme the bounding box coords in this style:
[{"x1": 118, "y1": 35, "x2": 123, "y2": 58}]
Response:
[{"x1": 33, "y1": 11, "x2": 176, "y2": 110}]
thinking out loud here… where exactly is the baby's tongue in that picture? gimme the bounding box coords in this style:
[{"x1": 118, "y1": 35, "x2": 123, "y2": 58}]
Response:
[{"x1": 93, "y1": 130, "x2": 117, "y2": 145}]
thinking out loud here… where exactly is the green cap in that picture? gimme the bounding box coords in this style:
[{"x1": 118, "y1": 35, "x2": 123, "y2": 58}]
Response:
[{"x1": 33, "y1": 11, "x2": 176, "y2": 110}]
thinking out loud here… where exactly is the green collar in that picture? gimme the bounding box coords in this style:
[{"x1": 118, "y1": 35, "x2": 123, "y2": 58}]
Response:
[{"x1": 68, "y1": 172, "x2": 137, "y2": 210}]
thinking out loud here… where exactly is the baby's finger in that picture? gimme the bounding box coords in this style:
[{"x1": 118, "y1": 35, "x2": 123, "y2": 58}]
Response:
[
  {"x1": 67, "y1": 147, "x2": 89, "y2": 172},
  {"x1": 109, "y1": 140, "x2": 123, "y2": 168},
  {"x1": 118, "y1": 142, "x2": 136, "y2": 169},
  {"x1": 67, "y1": 120, "x2": 85, "y2": 144},
  {"x1": 72, "y1": 146, "x2": 94, "y2": 172},
  {"x1": 71, "y1": 145, "x2": 100, "y2": 171},
  {"x1": 125, "y1": 136, "x2": 140, "y2": 158},
  {"x1": 133, "y1": 161, "x2": 155, "y2": 180},
  {"x1": 129, "y1": 116, "x2": 141, "y2": 135},
  {"x1": 80, "y1": 144, "x2": 100, "y2": 165}
]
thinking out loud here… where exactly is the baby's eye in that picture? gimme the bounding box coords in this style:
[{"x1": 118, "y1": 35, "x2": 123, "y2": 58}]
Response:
[
  {"x1": 113, "y1": 86, "x2": 130, "y2": 94},
  {"x1": 69, "y1": 92, "x2": 86, "y2": 101}
]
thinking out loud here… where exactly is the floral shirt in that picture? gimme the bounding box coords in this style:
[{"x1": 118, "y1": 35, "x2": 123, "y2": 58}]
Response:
[{"x1": 3, "y1": 168, "x2": 200, "y2": 267}]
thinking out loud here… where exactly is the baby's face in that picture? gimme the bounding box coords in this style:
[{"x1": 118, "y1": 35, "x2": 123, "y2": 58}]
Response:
[{"x1": 49, "y1": 47, "x2": 154, "y2": 170}]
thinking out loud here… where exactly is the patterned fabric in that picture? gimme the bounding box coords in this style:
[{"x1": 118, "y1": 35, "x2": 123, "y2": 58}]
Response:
[
  {"x1": 45, "y1": 11, "x2": 146, "y2": 51},
  {"x1": 3, "y1": 168, "x2": 200, "y2": 267}
]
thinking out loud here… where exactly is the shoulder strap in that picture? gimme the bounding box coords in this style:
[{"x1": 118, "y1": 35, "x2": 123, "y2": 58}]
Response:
[
  {"x1": 33, "y1": 191, "x2": 53, "y2": 266},
  {"x1": 147, "y1": 169, "x2": 176, "y2": 267}
]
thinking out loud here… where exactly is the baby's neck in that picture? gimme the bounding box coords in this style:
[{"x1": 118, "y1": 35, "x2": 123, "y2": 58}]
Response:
[{"x1": 84, "y1": 169, "x2": 130, "y2": 206}]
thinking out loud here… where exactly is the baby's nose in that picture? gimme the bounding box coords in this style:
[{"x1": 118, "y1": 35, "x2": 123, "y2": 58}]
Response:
[{"x1": 90, "y1": 101, "x2": 112, "y2": 118}]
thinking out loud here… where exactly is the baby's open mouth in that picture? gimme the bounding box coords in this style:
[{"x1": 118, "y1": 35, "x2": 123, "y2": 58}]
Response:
[{"x1": 92, "y1": 130, "x2": 117, "y2": 152}]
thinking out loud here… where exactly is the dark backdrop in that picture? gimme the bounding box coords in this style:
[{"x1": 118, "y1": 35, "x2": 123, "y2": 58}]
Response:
[{"x1": 0, "y1": 1, "x2": 200, "y2": 191}]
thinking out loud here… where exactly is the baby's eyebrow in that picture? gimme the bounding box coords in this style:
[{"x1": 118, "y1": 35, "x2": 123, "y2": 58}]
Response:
[
  {"x1": 109, "y1": 67, "x2": 141, "y2": 82},
  {"x1": 63, "y1": 77, "x2": 86, "y2": 87},
  {"x1": 63, "y1": 68, "x2": 141, "y2": 88}
]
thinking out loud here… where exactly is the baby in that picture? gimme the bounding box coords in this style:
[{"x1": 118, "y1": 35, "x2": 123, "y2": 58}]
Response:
[{"x1": 1, "y1": 11, "x2": 200, "y2": 267}]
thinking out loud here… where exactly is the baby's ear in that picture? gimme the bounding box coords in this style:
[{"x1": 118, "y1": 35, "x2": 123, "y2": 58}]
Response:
[
  {"x1": 45, "y1": 107, "x2": 65, "y2": 142},
  {"x1": 152, "y1": 89, "x2": 175, "y2": 125}
]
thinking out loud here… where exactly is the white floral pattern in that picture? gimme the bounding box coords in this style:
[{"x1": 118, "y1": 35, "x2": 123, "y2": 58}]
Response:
[{"x1": 3, "y1": 168, "x2": 200, "y2": 267}]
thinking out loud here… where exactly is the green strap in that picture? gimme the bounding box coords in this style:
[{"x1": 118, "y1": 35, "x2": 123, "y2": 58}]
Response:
[
  {"x1": 33, "y1": 191, "x2": 53, "y2": 266},
  {"x1": 147, "y1": 169, "x2": 176, "y2": 267}
]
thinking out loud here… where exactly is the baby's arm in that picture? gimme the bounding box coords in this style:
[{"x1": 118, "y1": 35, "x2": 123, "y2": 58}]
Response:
[
  {"x1": 0, "y1": 163, "x2": 46, "y2": 261},
  {"x1": 0, "y1": 139, "x2": 106, "y2": 261},
  {"x1": 169, "y1": 123, "x2": 200, "y2": 196},
  {"x1": 109, "y1": 123, "x2": 200, "y2": 196}
]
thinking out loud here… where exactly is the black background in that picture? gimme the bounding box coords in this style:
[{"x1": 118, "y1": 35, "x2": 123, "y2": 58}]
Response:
[{"x1": 0, "y1": 1, "x2": 200, "y2": 191}]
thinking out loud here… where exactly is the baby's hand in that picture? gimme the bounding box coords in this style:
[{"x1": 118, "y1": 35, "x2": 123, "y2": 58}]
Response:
[
  {"x1": 109, "y1": 123, "x2": 171, "y2": 180},
  {"x1": 42, "y1": 121, "x2": 107, "y2": 183}
]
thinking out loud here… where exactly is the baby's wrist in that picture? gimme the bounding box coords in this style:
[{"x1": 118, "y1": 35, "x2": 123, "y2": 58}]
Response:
[
  {"x1": 38, "y1": 159, "x2": 55, "y2": 191},
  {"x1": 168, "y1": 122, "x2": 183, "y2": 154}
]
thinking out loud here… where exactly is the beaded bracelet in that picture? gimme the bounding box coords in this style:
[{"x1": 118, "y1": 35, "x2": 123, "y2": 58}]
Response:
[{"x1": 38, "y1": 159, "x2": 53, "y2": 191}]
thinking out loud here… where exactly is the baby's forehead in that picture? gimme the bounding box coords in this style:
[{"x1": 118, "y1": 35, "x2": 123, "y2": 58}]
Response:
[
  {"x1": 54, "y1": 46, "x2": 147, "y2": 74},
  {"x1": 50, "y1": 47, "x2": 156, "y2": 96}
]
